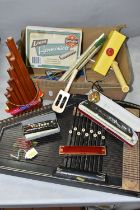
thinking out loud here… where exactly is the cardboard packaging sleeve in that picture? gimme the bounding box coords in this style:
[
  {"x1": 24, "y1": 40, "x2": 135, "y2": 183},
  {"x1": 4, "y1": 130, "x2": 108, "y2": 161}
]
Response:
[{"x1": 20, "y1": 24, "x2": 132, "y2": 100}]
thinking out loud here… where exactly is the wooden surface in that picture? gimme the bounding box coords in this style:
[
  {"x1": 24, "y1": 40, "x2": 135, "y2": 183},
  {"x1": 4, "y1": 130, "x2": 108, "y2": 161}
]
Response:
[{"x1": 122, "y1": 109, "x2": 140, "y2": 192}]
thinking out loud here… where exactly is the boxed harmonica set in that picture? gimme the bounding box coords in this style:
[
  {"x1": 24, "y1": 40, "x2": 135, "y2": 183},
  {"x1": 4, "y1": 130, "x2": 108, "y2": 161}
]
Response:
[
  {"x1": 26, "y1": 26, "x2": 82, "y2": 71},
  {"x1": 1, "y1": 24, "x2": 140, "y2": 197}
]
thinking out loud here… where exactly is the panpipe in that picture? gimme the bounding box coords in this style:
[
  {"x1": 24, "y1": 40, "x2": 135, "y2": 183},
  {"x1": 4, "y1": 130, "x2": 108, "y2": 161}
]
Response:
[
  {"x1": 23, "y1": 114, "x2": 60, "y2": 141},
  {"x1": 5, "y1": 37, "x2": 38, "y2": 111},
  {"x1": 0, "y1": 96, "x2": 140, "y2": 196}
]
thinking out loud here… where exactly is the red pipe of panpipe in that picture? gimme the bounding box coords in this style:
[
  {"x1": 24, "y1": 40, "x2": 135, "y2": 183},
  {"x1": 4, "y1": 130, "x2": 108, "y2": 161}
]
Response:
[
  {"x1": 8, "y1": 78, "x2": 23, "y2": 105},
  {"x1": 4, "y1": 92, "x2": 13, "y2": 102},
  {"x1": 4, "y1": 92, "x2": 16, "y2": 110},
  {"x1": 5, "y1": 37, "x2": 37, "y2": 100},
  {"x1": 6, "y1": 87, "x2": 21, "y2": 105},
  {"x1": 6, "y1": 101, "x2": 15, "y2": 110},
  {"x1": 7, "y1": 67, "x2": 29, "y2": 104},
  {"x1": 6, "y1": 53, "x2": 28, "y2": 105},
  {"x1": 6, "y1": 51, "x2": 36, "y2": 102},
  {"x1": 5, "y1": 91, "x2": 17, "y2": 110},
  {"x1": 10, "y1": 55, "x2": 34, "y2": 101}
]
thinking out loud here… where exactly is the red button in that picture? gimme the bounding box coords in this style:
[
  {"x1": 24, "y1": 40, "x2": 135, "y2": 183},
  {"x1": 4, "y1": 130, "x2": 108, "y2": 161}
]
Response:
[{"x1": 106, "y1": 48, "x2": 114, "y2": 56}]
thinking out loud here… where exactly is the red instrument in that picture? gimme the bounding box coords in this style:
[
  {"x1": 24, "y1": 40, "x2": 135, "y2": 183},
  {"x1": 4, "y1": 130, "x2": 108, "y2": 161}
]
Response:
[{"x1": 59, "y1": 146, "x2": 106, "y2": 156}]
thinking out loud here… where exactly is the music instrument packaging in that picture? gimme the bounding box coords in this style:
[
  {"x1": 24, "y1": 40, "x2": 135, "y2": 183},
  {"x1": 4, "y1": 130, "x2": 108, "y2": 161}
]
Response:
[
  {"x1": 0, "y1": 97, "x2": 140, "y2": 196},
  {"x1": 25, "y1": 26, "x2": 82, "y2": 71}
]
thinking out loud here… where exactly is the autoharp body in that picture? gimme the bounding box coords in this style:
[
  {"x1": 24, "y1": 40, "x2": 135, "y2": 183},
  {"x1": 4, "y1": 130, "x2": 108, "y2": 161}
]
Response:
[
  {"x1": 0, "y1": 97, "x2": 140, "y2": 196},
  {"x1": 54, "y1": 102, "x2": 140, "y2": 195}
]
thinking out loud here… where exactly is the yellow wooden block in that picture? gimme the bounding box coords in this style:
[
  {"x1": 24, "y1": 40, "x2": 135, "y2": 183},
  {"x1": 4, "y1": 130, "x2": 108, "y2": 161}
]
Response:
[{"x1": 92, "y1": 30, "x2": 126, "y2": 76}]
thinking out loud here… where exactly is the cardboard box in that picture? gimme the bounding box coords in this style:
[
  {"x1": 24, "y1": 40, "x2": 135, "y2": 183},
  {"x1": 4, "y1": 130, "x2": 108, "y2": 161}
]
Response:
[{"x1": 20, "y1": 25, "x2": 132, "y2": 100}]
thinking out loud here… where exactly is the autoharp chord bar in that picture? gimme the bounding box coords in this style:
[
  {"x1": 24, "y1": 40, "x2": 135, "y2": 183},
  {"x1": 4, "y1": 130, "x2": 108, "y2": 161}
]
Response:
[{"x1": 6, "y1": 37, "x2": 36, "y2": 97}]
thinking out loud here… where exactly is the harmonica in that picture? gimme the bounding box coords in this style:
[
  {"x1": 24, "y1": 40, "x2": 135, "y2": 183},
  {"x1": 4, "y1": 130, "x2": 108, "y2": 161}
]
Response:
[
  {"x1": 59, "y1": 146, "x2": 106, "y2": 155},
  {"x1": 78, "y1": 92, "x2": 140, "y2": 146},
  {"x1": 22, "y1": 112, "x2": 60, "y2": 141}
]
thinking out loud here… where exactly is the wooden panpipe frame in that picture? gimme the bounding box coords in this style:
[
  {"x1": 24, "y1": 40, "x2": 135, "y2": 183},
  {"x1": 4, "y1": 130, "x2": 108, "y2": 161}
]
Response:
[{"x1": 5, "y1": 37, "x2": 39, "y2": 111}]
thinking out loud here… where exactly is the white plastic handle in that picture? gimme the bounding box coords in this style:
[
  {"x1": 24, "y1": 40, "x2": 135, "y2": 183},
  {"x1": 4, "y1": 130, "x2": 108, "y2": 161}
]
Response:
[
  {"x1": 64, "y1": 68, "x2": 78, "y2": 92},
  {"x1": 111, "y1": 61, "x2": 129, "y2": 93}
]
